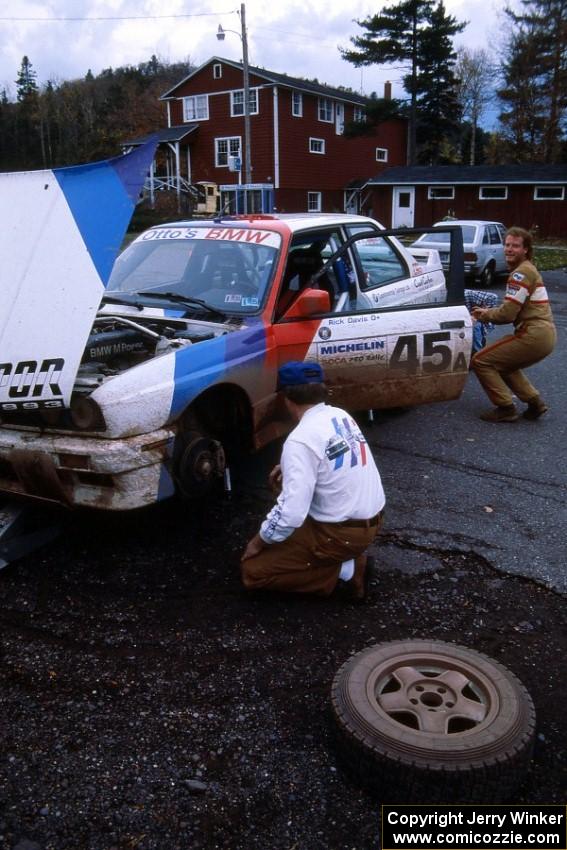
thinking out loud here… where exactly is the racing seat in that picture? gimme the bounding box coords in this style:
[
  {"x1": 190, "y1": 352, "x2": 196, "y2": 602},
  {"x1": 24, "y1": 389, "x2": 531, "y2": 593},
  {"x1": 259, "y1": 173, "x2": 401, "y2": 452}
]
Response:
[
  {"x1": 211, "y1": 244, "x2": 250, "y2": 288},
  {"x1": 276, "y1": 247, "x2": 335, "y2": 319}
]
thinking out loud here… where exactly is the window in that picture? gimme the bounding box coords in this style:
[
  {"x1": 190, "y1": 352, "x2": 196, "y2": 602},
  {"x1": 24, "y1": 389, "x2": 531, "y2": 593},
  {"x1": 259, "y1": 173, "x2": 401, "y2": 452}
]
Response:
[
  {"x1": 318, "y1": 97, "x2": 334, "y2": 122},
  {"x1": 307, "y1": 192, "x2": 322, "y2": 212},
  {"x1": 215, "y1": 136, "x2": 241, "y2": 167},
  {"x1": 183, "y1": 95, "x2": 209, "y2": 122},
  {"x1": 375, "y1": 148, "x2": 388, "y2": 163},
  {"x1": 486, "y1": 224, "x2": 502, "y2": 245},
  {"x1": 479, "y1": 186, "x2": 508, "y2": 200},
  {"x1": 309, "y1": 138, "x2": 325, "y2": 155},
  {"x1": 292, "y1": 91, "x2": 303, "y2": 117},
  {"x1": 428, "y1": 186, "x2": 455, "y2": 200},
  {"x1": 352, "y1": 234, "x2": 407, "y2": 290},
  {"x1": 276, "y1": 229, "x2": 344, "y2": 319},
  {"x1": 353, "y1": 106, "x2": 365, "y2": 122},
  {"x1": 534, "y1": 186, "x2": 565, "y2": 200},
  {"x1": 213, "y1": 63, "x2": 222, "y2": 79},
  {"x1": 231, "y1": 88, "x2": 259, "y2": 116}
]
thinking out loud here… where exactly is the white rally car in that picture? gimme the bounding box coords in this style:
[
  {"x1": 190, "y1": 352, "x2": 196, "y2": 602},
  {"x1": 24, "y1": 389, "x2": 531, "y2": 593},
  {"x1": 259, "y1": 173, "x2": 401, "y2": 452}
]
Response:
[{"x1": 0, "y1": 153, "x2": 471, "y2": 510}]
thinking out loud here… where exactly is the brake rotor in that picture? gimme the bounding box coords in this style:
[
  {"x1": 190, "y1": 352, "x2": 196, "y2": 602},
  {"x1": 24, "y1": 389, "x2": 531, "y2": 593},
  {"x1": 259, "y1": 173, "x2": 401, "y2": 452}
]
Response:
[{"x1": 176, "y1": 433, "x2": 226, "y2": 497}]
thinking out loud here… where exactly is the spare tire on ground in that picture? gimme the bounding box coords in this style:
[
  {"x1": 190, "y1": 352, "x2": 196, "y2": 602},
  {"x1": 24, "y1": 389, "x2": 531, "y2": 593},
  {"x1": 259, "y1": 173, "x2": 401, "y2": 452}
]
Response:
[{"x1": 331, "y1": 640, "x2": 535, "y2": 802}]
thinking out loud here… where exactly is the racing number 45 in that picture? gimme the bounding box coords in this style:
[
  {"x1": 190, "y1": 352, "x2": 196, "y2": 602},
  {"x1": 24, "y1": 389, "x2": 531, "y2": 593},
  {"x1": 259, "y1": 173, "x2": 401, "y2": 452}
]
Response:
[{"x1": 390, "y1": 331, "x2": 456, "y2": 374}]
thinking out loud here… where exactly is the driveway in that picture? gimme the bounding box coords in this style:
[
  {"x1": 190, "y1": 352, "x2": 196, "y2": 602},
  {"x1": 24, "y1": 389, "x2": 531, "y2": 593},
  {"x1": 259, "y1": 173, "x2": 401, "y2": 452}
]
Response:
[{"x1": 367, "y1": 269, "x2": 567, "y2": 592}]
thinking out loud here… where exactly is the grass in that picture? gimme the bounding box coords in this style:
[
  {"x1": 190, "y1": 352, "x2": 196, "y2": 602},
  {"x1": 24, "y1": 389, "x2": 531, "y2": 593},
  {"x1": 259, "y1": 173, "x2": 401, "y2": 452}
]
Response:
[{"x1": 534, "y1": 242, "x2": 567, "y2": 271}]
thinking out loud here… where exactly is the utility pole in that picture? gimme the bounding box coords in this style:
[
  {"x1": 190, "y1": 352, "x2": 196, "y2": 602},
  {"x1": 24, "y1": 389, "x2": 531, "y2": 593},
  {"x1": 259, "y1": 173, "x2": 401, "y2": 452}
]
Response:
[{"x1": 241, "y1": 2, "x2": 252, "y2": 187}]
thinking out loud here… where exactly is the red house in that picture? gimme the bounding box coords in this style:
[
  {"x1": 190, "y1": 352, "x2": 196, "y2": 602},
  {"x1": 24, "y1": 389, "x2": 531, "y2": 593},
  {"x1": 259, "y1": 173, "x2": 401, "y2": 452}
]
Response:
[{"x1": 149, "y1": 56, "x2": 408, "y2": 215}]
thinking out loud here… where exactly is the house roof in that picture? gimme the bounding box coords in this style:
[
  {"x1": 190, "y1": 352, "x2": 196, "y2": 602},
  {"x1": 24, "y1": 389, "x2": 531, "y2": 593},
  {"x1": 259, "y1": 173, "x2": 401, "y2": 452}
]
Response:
[
  {"x1": 367, "y1": 164, "x2": 567, "y2": 185},
  {"x1": 160, "y1": 56, "x2": 370, "y2": 106},
  {"x1": 122, "y1": 124, "x2": 199, "y2": 147}
]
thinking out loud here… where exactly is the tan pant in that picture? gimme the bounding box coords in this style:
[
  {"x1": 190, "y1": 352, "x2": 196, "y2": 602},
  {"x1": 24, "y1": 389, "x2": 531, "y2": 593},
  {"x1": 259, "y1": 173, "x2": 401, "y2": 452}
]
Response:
[
  {"x1": 241, "y1": 514, "x2": 382, "y2": 596},
  {"x1": 471, "y1": 321, "x2": 556, "y2": 407}
]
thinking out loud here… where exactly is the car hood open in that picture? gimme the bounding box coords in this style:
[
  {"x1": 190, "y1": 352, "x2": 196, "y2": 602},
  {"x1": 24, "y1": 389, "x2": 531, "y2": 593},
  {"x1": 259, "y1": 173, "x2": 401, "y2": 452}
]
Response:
[{"x1": 0, "y1": 140, "x2": 157, "y2": 412}]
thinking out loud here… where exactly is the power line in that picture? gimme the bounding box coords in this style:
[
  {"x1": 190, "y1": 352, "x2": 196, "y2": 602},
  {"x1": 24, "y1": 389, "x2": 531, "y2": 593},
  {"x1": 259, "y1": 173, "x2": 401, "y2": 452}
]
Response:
[{"x1": 0, "y1": 10, "x2": 236, "y2": 22}]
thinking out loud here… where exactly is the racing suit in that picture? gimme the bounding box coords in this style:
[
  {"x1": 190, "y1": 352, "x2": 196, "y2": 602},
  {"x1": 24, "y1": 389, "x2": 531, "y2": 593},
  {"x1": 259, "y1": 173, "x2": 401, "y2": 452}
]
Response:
[
  {"x1": 471, "y1": 260, "x2": 556, "y2": 407},
  {"x1": 240, "y1": 402, "x2": 385, "y2": 595}
]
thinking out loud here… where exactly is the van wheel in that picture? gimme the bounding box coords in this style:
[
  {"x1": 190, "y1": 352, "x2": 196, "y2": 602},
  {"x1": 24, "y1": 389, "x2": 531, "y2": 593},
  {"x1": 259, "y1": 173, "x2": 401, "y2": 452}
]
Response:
[
  {"x1": 331, "y1": 640, "x2": 535, "y2": 802},
  {"x1": 480, "y1": 263, "x2": 495, "y2": 287}
]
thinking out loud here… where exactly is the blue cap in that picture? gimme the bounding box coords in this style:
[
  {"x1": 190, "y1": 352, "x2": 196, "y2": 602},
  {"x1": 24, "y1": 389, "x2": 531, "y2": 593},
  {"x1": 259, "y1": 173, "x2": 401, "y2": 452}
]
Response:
[{"x1": 278, "y1": 361, "x2": 324, "y2": 387}]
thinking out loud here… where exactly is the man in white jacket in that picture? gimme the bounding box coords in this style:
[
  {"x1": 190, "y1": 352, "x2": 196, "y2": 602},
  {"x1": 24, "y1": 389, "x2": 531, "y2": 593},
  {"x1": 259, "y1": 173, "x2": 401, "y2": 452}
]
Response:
[{"x1": 241, "y1": 361, "x2": 385, "y2": 600}]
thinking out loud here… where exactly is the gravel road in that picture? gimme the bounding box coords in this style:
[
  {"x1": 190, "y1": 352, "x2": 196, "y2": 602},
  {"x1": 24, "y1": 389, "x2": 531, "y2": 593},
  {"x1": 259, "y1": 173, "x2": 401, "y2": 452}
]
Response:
[{"x1": 1, "y1": 492, "x2": 565, "y2": 850}]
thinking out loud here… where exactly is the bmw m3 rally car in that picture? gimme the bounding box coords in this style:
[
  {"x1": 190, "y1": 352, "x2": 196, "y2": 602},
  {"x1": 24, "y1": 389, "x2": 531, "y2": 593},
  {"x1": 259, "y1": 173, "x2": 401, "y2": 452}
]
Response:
[{"x1": 0, "y1": 155, "x2": 472, "y2": 511}]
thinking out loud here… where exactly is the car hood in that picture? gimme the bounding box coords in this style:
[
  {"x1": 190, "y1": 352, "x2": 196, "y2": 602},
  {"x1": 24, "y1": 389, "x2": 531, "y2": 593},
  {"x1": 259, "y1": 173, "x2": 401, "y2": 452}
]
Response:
[{"x1": 0, "y1": 140, "x2": 157, "y2": 412}]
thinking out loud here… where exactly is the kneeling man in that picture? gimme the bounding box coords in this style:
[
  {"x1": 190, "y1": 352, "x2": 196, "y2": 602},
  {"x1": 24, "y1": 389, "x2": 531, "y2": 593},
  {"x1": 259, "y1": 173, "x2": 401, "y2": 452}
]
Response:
[{"x1": 241, "y1": 361, "x2": 385, "y2": 600}]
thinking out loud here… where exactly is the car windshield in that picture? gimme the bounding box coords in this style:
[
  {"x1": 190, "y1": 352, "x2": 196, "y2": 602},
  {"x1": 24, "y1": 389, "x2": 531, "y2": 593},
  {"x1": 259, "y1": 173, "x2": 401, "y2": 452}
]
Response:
[
  {"x1": 414, "y1": 225, "x2": 477, "y2": 245},
  {"x1": 107, "y1": 224, "x2": 281, "y2": 314}
]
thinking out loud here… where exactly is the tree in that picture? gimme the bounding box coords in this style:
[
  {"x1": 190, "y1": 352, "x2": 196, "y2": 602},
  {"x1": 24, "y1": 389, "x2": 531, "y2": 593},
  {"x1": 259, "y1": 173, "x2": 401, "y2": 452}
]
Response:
[
  {"x1": 15, "y1": 55, "x2": 38, "y2": 102},
  {"x1": 341, "y1": 0, "x2": 465, "y2": 163},
  {"x1": 413, "y1": 1, "x2": 465, "y2": 163},
  {"x1": 497, "y1": 0, "x2": 567, "y2": 162},
  {"x1": 455, "y1": 47, "x2": 496, "y2": 164},
  {"x1": 497, "y1": 27, "x2": 549, "y2": 160}
]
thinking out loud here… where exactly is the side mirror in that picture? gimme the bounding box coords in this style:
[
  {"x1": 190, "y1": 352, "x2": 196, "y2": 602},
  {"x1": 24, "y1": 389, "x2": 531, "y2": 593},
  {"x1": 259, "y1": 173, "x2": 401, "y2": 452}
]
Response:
[{"x1": 282, "y1": 287, "x2": 330, "y2": 319}]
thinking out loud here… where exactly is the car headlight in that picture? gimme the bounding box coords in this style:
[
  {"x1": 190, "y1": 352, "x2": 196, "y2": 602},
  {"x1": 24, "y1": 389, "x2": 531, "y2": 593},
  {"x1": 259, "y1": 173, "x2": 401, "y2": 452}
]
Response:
[{"x1": 70, "y1": 396, "x2": 106, "y2": 431}]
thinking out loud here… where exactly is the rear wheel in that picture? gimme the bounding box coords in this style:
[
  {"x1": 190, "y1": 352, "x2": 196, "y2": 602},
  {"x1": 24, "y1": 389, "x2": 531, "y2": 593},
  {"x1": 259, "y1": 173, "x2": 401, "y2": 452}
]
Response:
[
  {"x1": 331, "y1": 640, "x2": 536, "y2": 802},
  {"x1": 480, "y1": 262, "x2": 495, "y2": 287}
]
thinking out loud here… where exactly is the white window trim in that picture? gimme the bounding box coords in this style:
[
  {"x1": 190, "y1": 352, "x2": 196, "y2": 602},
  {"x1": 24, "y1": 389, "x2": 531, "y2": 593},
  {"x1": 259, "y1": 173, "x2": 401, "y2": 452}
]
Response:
[
  {"x1": 534, "y1": 186, "x2": 565, "y2": 201},
  {"x1": 213, "y1": 63, "x2": 222, "y2": 79},
  {"x1": 230, "y1": 88, "x2": 259, "y2": 117},
  {"x1": 375, "y1": 147, "x2": 388, "y2": 163},
  {"x1": 182, "y1": 94, "x2": 209, "y2": 122},
  {"x1": 309, "y1": 137, "x2": 325, "y2": 155},
  {"x1": 308, "y1": 191, "x2": 322, "y2": 212},
  {"x1": 479, "y1": 186, "x2": 508, "y2": 200},
  {"x1": 428, "y1": 186, "x2": 455, "y2": 200},
  {"x1": 353, "y1": 107, "x2": 365, "y2": 122},
  {"x1": 215, "y1": 136, "x2": 242, "y2": 168},
  {"x1": 318, "y1": 97, "x2": 334, "y2": 123},
  {"x1": 292, "y1": 91, "x2": 303, "y2": 117}
]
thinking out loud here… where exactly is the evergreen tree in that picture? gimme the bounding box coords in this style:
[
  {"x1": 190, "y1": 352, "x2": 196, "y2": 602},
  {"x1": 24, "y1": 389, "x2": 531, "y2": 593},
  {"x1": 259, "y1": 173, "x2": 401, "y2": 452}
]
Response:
[
  {"x1": 497, "y1": 28, "x2": 549, "y2": 161},
  {"x1": 341, "y1": 0, "x2": 465, "y2": 163},
  {"x1": 413, "y1": 1, "x2": 464, "y2": 163},
  {"x1": 498, "y1": 0, "x2": 566, "y2": 162},
  {"x1": 15, "y1": 56, "x2": 38, "y2": 102}
]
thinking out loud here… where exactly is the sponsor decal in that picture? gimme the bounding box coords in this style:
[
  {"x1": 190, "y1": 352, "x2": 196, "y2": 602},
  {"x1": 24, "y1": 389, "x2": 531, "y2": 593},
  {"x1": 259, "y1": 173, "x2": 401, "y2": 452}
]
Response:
[
  {"x1": 224, "y1": 294, "x2": 242, "y2": 303},
  {"x1": 204, "y1": 227, "x2": 279, "y2": 247},
  {"x1": 0, "y1": 358, "x2": 64, "y2": 400},
  {"x1": 414, "y1": 274, "x2": 434, "y2": 289},
  {"x1": 138, "y1": 226, "x2": 280, "y2": 248},
  {"x1": 319, "y1": 340, "x2": 385, "y2": 355},
  {"x1": 318, "y1": 326, "x2": 332, "y2": 340},
  {"x1": 242, "y1": 297, "x2": 259, "y2": 307},
  {"x1": 512, "y1": 272, "x2": 525, "y2": 282},
  {"x1": 507, "y1": 283, "x2": 521, "y2": 294},
  {"x1": 140, "y1": 227, "x2": 196, "y2": 241}
]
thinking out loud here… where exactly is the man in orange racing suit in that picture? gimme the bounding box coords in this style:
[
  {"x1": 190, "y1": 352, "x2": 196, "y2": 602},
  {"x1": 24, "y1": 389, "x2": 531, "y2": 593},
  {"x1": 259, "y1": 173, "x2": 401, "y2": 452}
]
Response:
[{"x1": 471, "y1": 226, "x2": 556, "y2": 423}]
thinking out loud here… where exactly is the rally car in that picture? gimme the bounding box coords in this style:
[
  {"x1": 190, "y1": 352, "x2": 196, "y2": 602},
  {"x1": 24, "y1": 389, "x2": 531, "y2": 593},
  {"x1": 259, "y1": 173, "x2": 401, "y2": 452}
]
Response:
[{"x1": 0, "y1": 152, "x2": 472, "y2": 511}]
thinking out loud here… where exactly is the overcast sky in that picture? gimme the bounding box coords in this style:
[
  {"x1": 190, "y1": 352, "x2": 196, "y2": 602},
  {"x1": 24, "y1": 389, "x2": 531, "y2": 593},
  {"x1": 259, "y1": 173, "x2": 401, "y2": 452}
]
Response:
[{"x1": 0, "y1": 0, "x2": 505, "y2": 112}]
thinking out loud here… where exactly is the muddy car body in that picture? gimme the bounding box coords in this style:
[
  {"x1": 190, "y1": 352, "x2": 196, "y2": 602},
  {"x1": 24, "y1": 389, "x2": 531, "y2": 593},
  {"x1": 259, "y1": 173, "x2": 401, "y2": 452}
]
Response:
[{"x1": 0, "y1": 205, "x2": 472, "y2": 510}]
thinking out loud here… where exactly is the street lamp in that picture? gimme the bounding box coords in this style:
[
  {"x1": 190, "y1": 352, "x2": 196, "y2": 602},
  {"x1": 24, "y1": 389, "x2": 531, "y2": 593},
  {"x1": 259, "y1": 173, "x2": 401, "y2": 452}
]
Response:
[{"x1": 216, "y1": 3, "x2": 252, "y2": 188}]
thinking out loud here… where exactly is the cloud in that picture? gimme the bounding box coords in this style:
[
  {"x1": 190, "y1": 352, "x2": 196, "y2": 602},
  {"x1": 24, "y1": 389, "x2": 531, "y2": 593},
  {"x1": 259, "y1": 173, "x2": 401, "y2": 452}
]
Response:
[{"x1": 0, "y1": 0, "x2": 495, "y2": 103}]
